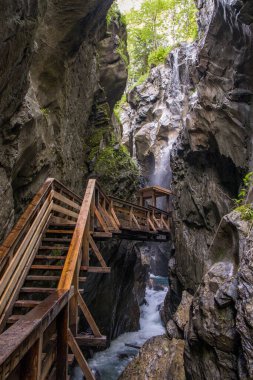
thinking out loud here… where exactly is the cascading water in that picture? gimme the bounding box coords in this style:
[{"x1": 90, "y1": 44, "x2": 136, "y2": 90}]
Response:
[{"x1": 72, "y1": 276, "x2": 168, "y2": 380}]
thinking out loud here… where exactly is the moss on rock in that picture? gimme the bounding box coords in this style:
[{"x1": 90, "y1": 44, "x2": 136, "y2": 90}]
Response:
[{"x1": 93, "y1": 143, "x2": 140, "y2": 199}]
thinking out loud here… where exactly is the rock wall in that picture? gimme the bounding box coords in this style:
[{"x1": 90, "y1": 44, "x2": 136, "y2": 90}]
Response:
[
  {"x1": 121, "y1": 43, "x2": 197, "y2": 187},
  {"x1": 82, "y1": 240, "x2": 149, "y2": 341},
  {"x1": 0, "y1": 0, "x2": 138, "y2": 242},
  {"x1": 171, "y1": 0, "x2": 253, "y2": 293}
]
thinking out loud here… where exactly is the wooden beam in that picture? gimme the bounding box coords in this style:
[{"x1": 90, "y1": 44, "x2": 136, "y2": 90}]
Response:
[
  {"x1": 52, "y1": 204, "x2": 79, "y2": 220},
  {"x1": 94, "y1": 206, "x2": 109, "y2": 233},
  {"x1": 67, "y1": 329, "x2": 95, "y2": 380},
  {"x1": 75, "y1": 335, "x2": 107, "y2": 347},
  {"x1": 77, "y1": 292, "x2": 102, "y2": 338},
  {"x1": 56, "y1": 305, "x2": 68, "y2": 380},
  {"x1": 21, "y1": 337, "x2": 43, "y2": 380},
  {"x1": 88, "y1": 235, "x2": 107, "y2": 268},
  {"x1": 52, "y1": 191, "x2": 81, "y2": 212}
]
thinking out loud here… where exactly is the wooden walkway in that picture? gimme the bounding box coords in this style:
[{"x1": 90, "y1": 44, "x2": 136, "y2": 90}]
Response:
[{"x1": 0, "y1": 178, "x2": 171, "y2": 380}]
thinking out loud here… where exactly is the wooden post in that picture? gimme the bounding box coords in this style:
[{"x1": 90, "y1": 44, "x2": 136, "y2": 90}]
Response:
[
  {"x1": 56, "y1": 304, "x2": 68, "y2": 380},
  {"x1": 69, "y1": 270, "x2": 79, "y2": 336},
  {"x1": 82, "y1": 213, "x2": 90, "y2": 266},
  {"x1": 21, "y1": 337, "x2": 43, "y2": 380},
  {"x1": 90, "y1": 193, "x2": 95, "y2": 232}
]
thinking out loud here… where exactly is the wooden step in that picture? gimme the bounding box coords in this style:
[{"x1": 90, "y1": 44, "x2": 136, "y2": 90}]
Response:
[
  {"x1": 20, "y1": 287, "x2": 84, "y2": 294},
  {"x1": 26, "y1": 275, "x2": 87, "y2": 282},
  {"x1": 39, "y1": 246, "x2": 69, "y2": 250},
  {"x1": 92, "y1": 232, "x2": 113, "y2": 238},
  {"x1": 75, "y1": 334, "x2": 107, "y2": 347},
  {"x1": 14, "y1": 300, "x2": 41, "y2": 308},
  {"x1": 31, "y1": 265, "x2": 111, "y2": 273},
  {"x1": 7, "y1": 315, "x2": 22, "y2": 325},
  {"x1": 31, "y1": 265, "x2": 63, "y2": 270},
  {"x1": 46, "y1": 230, "x2": 74, "y2": 234},
  {"x1": 35, "y1": 255, "x2": 66, "y2": 260},
  {"x1": 42, "y1": 238, "x2": 71, "y2": 243},
  {"x1": 80, "y1": 266, "x2": 111, "y2": 273}
]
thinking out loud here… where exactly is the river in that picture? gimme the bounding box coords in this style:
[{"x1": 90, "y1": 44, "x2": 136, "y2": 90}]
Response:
[{"x1": 72, "y1": 275, "x2": 168, "y2": 380}]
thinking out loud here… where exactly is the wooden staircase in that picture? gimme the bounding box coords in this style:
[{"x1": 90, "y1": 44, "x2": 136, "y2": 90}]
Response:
[{"x1": 0, "y1": 178, "x2": 171, "y2": 380}]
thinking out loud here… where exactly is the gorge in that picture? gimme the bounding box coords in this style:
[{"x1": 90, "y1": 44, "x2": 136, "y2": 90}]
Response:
[{"x1": 0, "y1": 0, "x2": 253, "y2": 379}]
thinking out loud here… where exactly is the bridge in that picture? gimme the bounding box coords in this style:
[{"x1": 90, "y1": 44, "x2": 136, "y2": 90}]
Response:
[{"x1": 0, "y1": 178, "x2": 172, "y2": 380}]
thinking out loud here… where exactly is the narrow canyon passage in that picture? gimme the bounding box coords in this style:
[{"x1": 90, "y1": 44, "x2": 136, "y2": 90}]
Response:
[{"x1": 0, "y1": 0, "x2": 253, "y2": 379}]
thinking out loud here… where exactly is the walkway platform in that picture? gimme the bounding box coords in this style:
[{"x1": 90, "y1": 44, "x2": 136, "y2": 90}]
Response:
[{"x1": 0, "y1": 178, "x2": 172, "y2": 380}]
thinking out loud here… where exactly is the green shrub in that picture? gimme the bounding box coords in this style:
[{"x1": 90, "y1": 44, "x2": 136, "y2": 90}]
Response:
[
  {"x1": 234, "y1": 172, "x2": 253, "y2": 206},
  {"x1": 148, "y1": 46, "x2": 173, "y2": 68},
  {"x1": 235, "y1": 204, "x2": 253, "y2": 221}
]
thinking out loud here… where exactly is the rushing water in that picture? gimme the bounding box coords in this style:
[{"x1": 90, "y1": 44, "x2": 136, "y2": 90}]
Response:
[{"x1": 72, "y1": 276, "x2": 168, "y2": 380}]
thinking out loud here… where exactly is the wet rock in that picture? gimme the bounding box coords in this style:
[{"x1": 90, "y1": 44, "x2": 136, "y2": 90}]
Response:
[
  {"x1": 171, "y1": 0, "x2": 253, "y2": 294},
  {"x1": 121, "y1": 44, "x2": 197, "y2": 185},
  {"x1": 119, "y1": 336, "x2": 185, "y2": 380},
  {"x1": 185, "y1": 210, "x2": 253, "y2": 379}
]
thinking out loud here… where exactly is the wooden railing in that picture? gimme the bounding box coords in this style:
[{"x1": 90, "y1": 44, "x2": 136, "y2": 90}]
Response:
[{"x1": 0, "y1": 178, "x2": 171, "y2": 380}]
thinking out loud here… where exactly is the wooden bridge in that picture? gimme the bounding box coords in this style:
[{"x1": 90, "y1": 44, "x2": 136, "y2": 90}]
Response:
[{"x1": 0, "y1": 178, "x2": 172, "y2": 380}]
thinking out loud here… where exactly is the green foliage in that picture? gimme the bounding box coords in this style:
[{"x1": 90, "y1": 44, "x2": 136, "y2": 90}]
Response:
[
  {"x1": 234, "y1": 172, "x2": 253, "y2": 207},
  {"x1": 148, "y1": 46, "x2": 173, "y2": 67},
  {"x1": 107, "y1": 3, "x2": 122, "y2": 27},
  {"x1": 235, "y1": 204, "x2": 253, "y2": 221},
  {"x1": 114, "y1": 94, "x2": 127, "y2": 122},
  {"x1": 125, "y1": 0, "x2": 198, "y2": 84},
  {"x1": 40, "y1": 107, "x2": 49, "y2": 116},
  {"x1": 116, "y1": 39, "x2": 128, "y2": 66}
]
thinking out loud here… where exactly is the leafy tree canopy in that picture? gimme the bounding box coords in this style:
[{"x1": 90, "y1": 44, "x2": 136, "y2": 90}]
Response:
[{"x1": 123, "y1": 0, "x2": 198, "y2": 84}]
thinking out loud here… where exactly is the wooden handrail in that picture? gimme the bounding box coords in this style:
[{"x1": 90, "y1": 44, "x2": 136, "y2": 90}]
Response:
[
  {"x1": 58, "y1": 179, "x2": 96, "y2": 290},
  {"x1": 0, "y1": 290, "x2": 69, "y2": 378},
  {"x1": 0, "y1": 178, "x2": 54, "y2": 267}
]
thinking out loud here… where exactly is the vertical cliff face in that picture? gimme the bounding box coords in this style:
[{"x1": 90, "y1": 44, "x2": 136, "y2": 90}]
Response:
[
  {"x1": 0, "y1": 0, "x2": 137, "y2": 242},
  {"x1": 171, "y1": 0, "x2": 253, "y2": 292},
  {"x1": 121, "y1": 44, "x2": 197, "y2": 187}
]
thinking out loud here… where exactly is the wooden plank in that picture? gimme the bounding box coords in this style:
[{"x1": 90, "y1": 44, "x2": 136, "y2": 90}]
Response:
[
  {"x1": 110, "y1": 204, "x2": 121, "y2": 228},
  {"x1": 75, "y1": 335, "x2": 107, "y2": 347},
  {"x1": 26, "y1": 275, "x2": 87, "y2": 283},
  {"x1": 58, "y1": 180, "x2": 96, "y2": 290},
  {"x1": 0, "y1": 200, "x2": 53, "y2": 317},
  {"x1": 35, "y1": 255, "x2": 67, "y2": 260},
  {"x1": 92, "y1": 232, "x2": 112, "y2": 238},
  {"x1": 31, "y1": 265, "x2": 63, "y2": 270},
  {"x1": 67, "y1": 329, "x2": 95, "y2": 380},
  {"x1": 98, "y1": 204, "x2": 115, "y2": 230},
  {"x1": 42, "y1": 237, "x2": 71, "y2": 243},
  {"x1": 52, "y1": 191, "x2": 81, "y2": 212},
  {"x1": 14, "y1": 300, "x2": 41, "y2": 308},
  {"x1": 80, "y1": 266, "x2": 111, "y2": 273},
  {"x1": 88, "y1": 235, "x2": 107, "y2": 268},
  {"x1": 52, "y1": 204, "x2": 79, "y2": 220},
  {"x1": 148, "y1": 217, "x2": 157, "y2": 232},
  {"x1": 131, "y1": 213, "x2": 141, "y2": 230},
  {"x1": 77, "y1": 291, "x2": 102, "y2": 337},
  {"x1": 46, "y1": 230, "x2": 74, "y2": 234},
  {"x1": 20, "y1": 287, "x2": 58, "y2": 293},
  {"x1": 94, "y1": 206, "x2": 109, "y2": 233},
  {"x1": 50, "y1": 216, "x2": 76, "y2": 226},
  {"x1": 39, "y1": 246, "x2": 69, "y2": 250}
]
